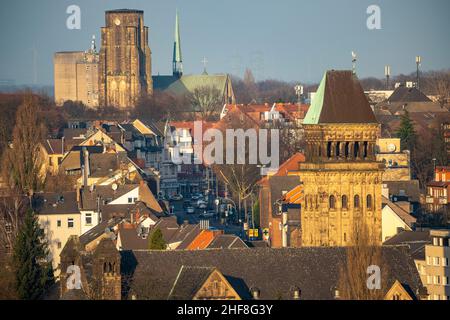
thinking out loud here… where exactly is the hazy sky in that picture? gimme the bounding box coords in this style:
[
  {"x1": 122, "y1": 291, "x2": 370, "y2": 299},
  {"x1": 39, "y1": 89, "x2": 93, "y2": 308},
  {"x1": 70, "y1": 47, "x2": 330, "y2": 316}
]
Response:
[{"x1": 0, "y1": 0, "x2": 449, "y2": 85}]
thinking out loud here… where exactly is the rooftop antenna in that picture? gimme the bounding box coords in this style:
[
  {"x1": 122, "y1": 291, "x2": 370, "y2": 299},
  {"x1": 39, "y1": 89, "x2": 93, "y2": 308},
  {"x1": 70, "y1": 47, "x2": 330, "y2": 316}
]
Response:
[
  {"x1": 351, "y1": 51, "x2": 357, "y2": 75},
  {"x1": 384, "y1": 65, "x2": 391, "y2": 90},
  {"x1": 294, "y1": 84, "x2": 303, "y2": 104},
  {"x1": 415, "y1": 55, "x2": 421, "y2": 90},
  {"x1": 201, "y1": 57, "x2": 208, "y2": 75},
  {"x1": 90, "y1": 35, "x2": 96, "y2": 52}
]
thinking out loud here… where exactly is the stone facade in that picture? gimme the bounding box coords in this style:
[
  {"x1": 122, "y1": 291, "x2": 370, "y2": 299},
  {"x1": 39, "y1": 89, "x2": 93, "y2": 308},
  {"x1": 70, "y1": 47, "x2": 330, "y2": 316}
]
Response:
[
  {"x1": 299, "y1": 123, "x2": 384, "y2": 246},
  {"x1": 99, "y1": 9, "x2": 152, "y2": 108}
]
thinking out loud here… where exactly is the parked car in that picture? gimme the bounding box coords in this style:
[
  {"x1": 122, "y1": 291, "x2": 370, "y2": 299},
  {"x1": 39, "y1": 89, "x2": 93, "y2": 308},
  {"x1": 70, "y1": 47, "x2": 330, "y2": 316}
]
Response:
[
  {"x1": 183, "y1": 200, "x2": 192, "y2": 209},
  {"x1": 170, "y1": 194, "x2": 183, "y2": 201},
  {"x1": 197, "y1": 201, "x2": 207, "y2": 209},
  {"x1": 199, "y1": 211, "x2": 216, "y2": 219},
  {"x1": 186, "y1": 206, "x2": 195, "y2": 214}
]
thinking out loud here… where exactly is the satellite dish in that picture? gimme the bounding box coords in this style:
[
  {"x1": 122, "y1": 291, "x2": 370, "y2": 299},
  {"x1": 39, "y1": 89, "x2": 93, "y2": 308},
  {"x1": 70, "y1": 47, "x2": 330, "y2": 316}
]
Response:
[
  {"x1": 387, "y1": 143, "x2": 396, "y2": 152},
  {"x1": 112, "y1": 183, "x2": 118, "y2": 191}
]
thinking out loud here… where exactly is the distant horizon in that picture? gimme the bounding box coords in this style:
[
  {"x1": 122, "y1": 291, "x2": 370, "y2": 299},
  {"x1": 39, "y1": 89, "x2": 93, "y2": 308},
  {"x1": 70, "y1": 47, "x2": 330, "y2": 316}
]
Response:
[{"x1": 0, "y1": 0, "x2": 449, "y2": 86}]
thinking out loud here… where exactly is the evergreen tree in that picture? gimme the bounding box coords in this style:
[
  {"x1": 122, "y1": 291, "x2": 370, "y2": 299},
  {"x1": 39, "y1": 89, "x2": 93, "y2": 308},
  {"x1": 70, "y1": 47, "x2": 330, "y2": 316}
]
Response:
[
  {"x1": 396, "y1": 111, "x2": 417, "y2": 152},
  {"x1": 13, "y1": 209, "x2": 54, "y2": 300},
  {"x1": 148, "y1": 228, "x2": 166, "y2": 250}
]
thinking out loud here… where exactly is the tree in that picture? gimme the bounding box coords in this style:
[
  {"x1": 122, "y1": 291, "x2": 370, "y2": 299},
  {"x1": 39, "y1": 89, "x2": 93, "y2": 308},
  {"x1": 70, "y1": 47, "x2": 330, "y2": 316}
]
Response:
[
  {"x1": 148, "y1": 228, "x2": 166, "y2": 250},
  {"x1": 396, "y1": 111, "x2": 416, "y2": 152},
  {"x1": 2, "y1": 94, "x2": 46, "y2": 197},
  {"x1": 425, "y1": 70, "x2": 450, "y2": 108},
  {"x1": 134, "y1": 91, "x2": 185, "y2": 122},
  {"x1": 188, "y1": 86, "x2": 223, "y2": 121},
  {"x1": 337, "y1": 219, "x2": 389, "y2": 300},
  {"x1": 13, "y1": 209, "x2": 54, "y2": 299}
]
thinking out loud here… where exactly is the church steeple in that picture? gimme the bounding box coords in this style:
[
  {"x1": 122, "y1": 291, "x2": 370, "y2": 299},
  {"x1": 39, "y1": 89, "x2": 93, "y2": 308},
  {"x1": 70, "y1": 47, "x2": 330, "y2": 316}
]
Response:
[{"x1": 172, "y1": 10, "x2": 183, "y2": 78}]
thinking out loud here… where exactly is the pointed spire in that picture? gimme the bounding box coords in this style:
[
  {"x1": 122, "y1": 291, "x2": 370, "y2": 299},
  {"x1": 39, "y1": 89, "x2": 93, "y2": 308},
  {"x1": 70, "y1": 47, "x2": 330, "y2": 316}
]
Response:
[{"x1": 172, "y1": 10, "x2": 183, "y2": 77}]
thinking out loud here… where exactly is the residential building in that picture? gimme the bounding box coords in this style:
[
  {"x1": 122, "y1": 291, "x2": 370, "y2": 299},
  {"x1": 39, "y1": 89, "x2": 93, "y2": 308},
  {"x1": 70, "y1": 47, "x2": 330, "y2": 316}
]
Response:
[
  {"x1": 381, "y1": 196, "x2": 416, "y2": 241},
  {"x1": 376, "y1": 138, "x2": 411, "y2": 181},
  {"x1": 426, "y1": 166, "x2": 450, "y2": 215},
  {"x1": 424, "y1": 230, "x2": 450, "y2": 300},
  {"x1": 35, "y1": 191, "x2": 81, "y2": 275}
]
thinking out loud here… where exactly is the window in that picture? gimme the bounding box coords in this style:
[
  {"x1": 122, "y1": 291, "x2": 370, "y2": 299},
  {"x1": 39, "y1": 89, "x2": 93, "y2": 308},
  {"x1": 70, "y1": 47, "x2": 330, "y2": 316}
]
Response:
[
  {"x1": 443, "y1": 258, "x2": 449, "y2": 267},
  {"x1": 85, "y1": 214, "x2": 92, "y2": 226},
  {"x1": 57, "y1": 242, "x2": 62, "y2": 249},
  {"x1": 57, "y1": 220, "x2": 61, "y2": 228},
  {"x1": 435, "y1": 275, "x2": 441, "y2": 285},
  {"x1": 366, "y1": 194, "x2": 372, "y2": 209},
  {"x1": 427, "y1": 256, "x2": 432, "y2": 265},
  {"x1": 128, "y1": 197, "x2": 133, "y2": 203},
  {"x1": 433, "y1": 237, "x2": 439, "y2": 246},
  {"x1": 133, "y1": 197, "x2": 138, "y2": 203},
  {"x1": 342, "y1": 195, "x2": 348, "y2": 209},
  {"x1": 354, "y1": 195, "x2": 360, "y2": 208},
  {"x1": 444, "y1": 277, "x2": 449, "y2": 286},
  {"x1": 434, "y1": 257, "x2": 441, "y2": 266},
  {"x1": 5, "y1": 223, "x2": 12, "y2": 234},
  {"x1": 68, "y1": 218, "x2": 74, "y2": 228},
  {"x1": 329, "y1": 195, "x2": 336, "y2": 209},
  {"x1": 343, "y1": 233, "x2": 347, "y2": 242},
  {"x1": 427, "y1": 275, "x2": 433, "y2": 285}
]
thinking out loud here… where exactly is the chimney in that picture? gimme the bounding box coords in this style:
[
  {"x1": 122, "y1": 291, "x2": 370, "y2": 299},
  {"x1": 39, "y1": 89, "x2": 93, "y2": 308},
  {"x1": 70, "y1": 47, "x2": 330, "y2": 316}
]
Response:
[
  {"x1": 82, "y1": 147, "x2": 90, "y2": 187},
  {"x1": 251, "y1": 287, "x2": 260, "y2": 300},
  {"x1": 281, "y1": 204, "x2": 288, "y2": 248}
]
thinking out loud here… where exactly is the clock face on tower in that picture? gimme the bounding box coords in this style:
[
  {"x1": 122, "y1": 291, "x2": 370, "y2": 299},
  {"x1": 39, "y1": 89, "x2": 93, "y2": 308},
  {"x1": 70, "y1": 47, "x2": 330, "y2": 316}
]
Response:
[
  {"x1": 387, "y1": 143, "x2": 396, "y2": 152},
  {"x1": 114, "y1": 18, "x2": 121, "y2": 26}
]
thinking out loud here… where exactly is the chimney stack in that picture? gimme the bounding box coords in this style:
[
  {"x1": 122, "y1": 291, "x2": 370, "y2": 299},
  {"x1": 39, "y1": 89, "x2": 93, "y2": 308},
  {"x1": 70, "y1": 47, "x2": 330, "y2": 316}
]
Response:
[{"x1": 82, "y1": 147, "x2": 90, "y2": 187}]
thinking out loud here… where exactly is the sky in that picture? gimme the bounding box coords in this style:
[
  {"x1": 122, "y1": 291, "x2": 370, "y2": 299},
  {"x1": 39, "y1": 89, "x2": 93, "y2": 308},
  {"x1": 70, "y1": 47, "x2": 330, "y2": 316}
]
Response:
[{"x1": 0, "y1": 0, "x2": 449, "y2": 85}]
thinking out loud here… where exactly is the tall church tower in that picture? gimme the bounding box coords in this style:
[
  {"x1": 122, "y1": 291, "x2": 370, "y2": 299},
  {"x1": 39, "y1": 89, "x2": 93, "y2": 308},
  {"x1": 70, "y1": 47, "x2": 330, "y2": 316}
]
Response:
[
  {"x1": 299, "y1": 70, "x2": 383, "y2": 246},
  {"x1": 172, "y1": 10, "x2": 183, "y2": 78},
  {"x1": 98, "y1": 9, "x2": 153, "y2": 108}
]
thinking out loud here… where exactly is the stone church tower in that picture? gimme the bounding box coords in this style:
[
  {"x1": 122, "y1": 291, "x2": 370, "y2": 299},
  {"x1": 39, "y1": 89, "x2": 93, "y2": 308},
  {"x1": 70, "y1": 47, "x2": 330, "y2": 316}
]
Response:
[
  {"x1": 99, "y1": 9, "x2": 153, "y2": 108},
  {"x1": 299, "y1": 70, "x2": 383, "y2": 246}
]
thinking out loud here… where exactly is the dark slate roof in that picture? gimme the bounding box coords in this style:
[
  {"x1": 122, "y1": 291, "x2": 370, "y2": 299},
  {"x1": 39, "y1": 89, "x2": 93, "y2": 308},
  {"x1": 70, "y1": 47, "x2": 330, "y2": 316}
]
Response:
[
  {"x1": 89, "y1": 153, "x2": 128, "y2": 178},
  {"x1": 304, "y1": 70, "x2": 377, "y2": 124},
  {"x1": 152, "y1": 75, "x2": 179, "y2": 91},
  {"x1": 34, "y1": 191, "x2": 80, "y2": 215},
  {"x1": 168, "y1": 266, "x2": 215, "y2": 300},
  {"x1": 387, "y1": 86, "x2": 431, "y2": 103},
  {"x1": 118, "y1": 224, "x2": 148, "y2": 250},
  {"x1": 80, "y1": 184, "x2": 138, "y2": 210},
  {"x1": 79, "y1": 217, "x2": 122, "y2": 246},
  {"x1": 121, "y1": 246, "x2": 424, "y2": 300},
  {"x1": 383, "y1": 230, "x2": 431, "y2": 260},
  {"x1": 269, "y1": 176, "x2": 301, "y2": 216},
  {"x1": 208, "y1": 234, "x2": 248, "y2": 249}
]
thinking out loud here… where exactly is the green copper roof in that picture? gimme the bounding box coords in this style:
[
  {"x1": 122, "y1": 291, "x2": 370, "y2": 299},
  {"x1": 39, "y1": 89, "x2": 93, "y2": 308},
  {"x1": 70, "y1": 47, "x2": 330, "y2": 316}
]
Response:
[
  {"x1": 167, "y1": 74, "x2": 230, "y2": 96},
  {"x1": 303, "y1": 70, "x2": 377, "y2": 124},
  {"x1": 303, "y1": 72, "x2": 327, "y2": 124},
  {"x1": 173, "y1": 11, "x2": 182, "y2": 64}
]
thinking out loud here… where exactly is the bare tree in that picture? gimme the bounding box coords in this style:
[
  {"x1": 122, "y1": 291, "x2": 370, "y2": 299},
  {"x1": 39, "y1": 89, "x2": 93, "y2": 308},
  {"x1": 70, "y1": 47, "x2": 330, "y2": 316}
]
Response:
[
  {"x1": 2, "y1": 94, "x2": 46, "y2": 197},
  {"x1": 337, "y1": 219, "x2": 389, "y2": 300},
  {"x1": 210, "y1": 108, "x2": 261, "y2": 222},
  {"x1": 188, "y1": 86, "x2": 223, "y2": 121},
  {"x1": 425, "y1": 70, "x2": 450, "y2": 108}
]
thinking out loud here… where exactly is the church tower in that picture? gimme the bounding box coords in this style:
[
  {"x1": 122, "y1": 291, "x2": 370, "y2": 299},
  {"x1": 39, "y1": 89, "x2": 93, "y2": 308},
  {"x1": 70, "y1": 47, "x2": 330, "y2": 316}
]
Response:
[
  {"x1": 98, "y1": 9, "x2": 153, "y2": 108},
  {"x1": 299, "y1": 70, "x2": 383, "y2": 246},
  {"x1": 172, "y1": 10, "x2": 183, "y2": 78}
]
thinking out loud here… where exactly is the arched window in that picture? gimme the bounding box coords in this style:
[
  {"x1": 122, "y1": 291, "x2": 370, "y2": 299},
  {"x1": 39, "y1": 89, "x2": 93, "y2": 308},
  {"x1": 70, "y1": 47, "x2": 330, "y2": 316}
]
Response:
[
  {"x1": 363, "y1": 142, "x2": 368, "y2": 158},
  {"x1": 345, "y1": 142, "x2": 350, "y2": 158},
  {"x1": 354, "y1": 142, "x2": 360, "y2": 158},
  {"x1": 336, "y1": 142, "x2": 340, "y2": 157},
  {"x1": 327, "y1": 142, "x2": 332, "y2": 158},
  {"x1": 342, "y1": 195, "x2": 348, "y2": 209},
  {"x1": 367, "y1": 194, "x2": 373, "y2": 209},
  {"x1": 354, "y1": 195, "x2": 360, "y2": 208},
  {"x1": 329, "y1": 195, "x2": 336, "y2": 209},
  {"x1": 305, "y1": 196, "x2": 308, "y2": 209}
]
